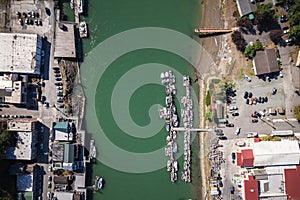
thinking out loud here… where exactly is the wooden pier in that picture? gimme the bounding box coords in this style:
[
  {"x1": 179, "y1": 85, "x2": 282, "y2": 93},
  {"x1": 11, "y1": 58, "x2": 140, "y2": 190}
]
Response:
[{"x1": 194, "y1": 27, "x2": 239, "y2": 35}]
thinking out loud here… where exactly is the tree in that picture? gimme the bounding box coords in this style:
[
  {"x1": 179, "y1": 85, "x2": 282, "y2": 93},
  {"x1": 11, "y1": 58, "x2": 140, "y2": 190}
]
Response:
[
  {"x1": 231, "y1": 31, "x2": 247, "y2": 52},
  {"x1": 255, "y1": 3, "x2": 274, "y2": 15},
  {"x1": 294, "y1": 104, "x2": 300, "y2": 121},
  {"x1": 205, "y1": 91, "x2": 211, "y2": 106},
  {"x1": 269, "y1": 29, "x2": 283, "y2": 44},
  {"x1": 254, "y1": 41, "x2": 263, "y2": 51},
  {"x1": 0, "y1": 130, "x2": 17, "y2": 158},
  {"x1": 244, "y1": 45, "x2": 255, "y2": 58}
]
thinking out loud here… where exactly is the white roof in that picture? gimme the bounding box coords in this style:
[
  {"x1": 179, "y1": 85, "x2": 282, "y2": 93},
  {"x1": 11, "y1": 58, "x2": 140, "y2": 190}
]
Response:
[
  {"x1": 253, "y1": 140, "x2": 300, "y2": 166},
  {"x1": 0, "y1": 33, "x2": 42, "y2": 74},
  {"x1": 5, "y1": 132, "x2": 37, "y2": 160},
  {"x1": 55, "y1": 192, "x2": 74, "y2": 200},
  {"x1": 54, "y1": 130, "x2": 73, "y2": 141},
  {"x1": 7, "y1": 120, "x2": 33, "y2": 131}
]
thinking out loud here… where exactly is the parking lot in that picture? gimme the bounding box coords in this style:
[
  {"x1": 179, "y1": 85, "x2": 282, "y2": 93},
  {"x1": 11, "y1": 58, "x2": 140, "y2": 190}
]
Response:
[{"x1": 220, "y1": 76, "x2": 300, "y2": 139}]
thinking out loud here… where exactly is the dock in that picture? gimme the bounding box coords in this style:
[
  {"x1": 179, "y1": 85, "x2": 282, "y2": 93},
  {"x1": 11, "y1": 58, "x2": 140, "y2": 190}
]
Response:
[
  {"x1": 160, "y1": 72, "x2": 212, "y2": 183},
  {"x1": 194, "y1": 27, "x2": 239, "y2": 35}
]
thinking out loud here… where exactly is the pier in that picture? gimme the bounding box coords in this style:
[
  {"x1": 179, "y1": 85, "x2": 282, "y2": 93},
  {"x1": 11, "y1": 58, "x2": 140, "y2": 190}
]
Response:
[
  {"x1": 194, "y1": 27, "x2": 239, "y2": 35},
  {"x1": 160, "y1": 72, "x2": 213, "y2": 183}
]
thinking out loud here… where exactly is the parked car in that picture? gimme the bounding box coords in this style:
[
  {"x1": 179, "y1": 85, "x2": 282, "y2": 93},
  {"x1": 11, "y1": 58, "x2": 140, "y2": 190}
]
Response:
[
  {"x1": 232, "y1": 112, "x2": 239, "y2": 116},
  {"x1": 246, "y1": 98, "x2": 250, "y2": 104},
  {"x1": 226, "y1": 123, "x2": 234, "y2": 127},
  {"x1": 280, "y1": 15, "x2": 287, "y2": 23},
  {"x1": 246, "y1": 132, "x2": 258, "y2": 138},
  {"x1": 251, "y1": 114, "x2": 258, "y2": 118},
  {"x1": 264, "y1": 97, "x2": 268, "y2": 102},
  {"x1": 55, "y1": 77, "x2": 62, "y2": 81},
  {"x1": 244, "y1": 91, "x2": 248, "y2": 99},
  {"x1": 57, "y1": 98, "x2": 63, "y2": 103},
  {"x1": 272, "y1": 88, "x2": 277, "y2": 95},
  {"x1": 231, "y1": 152, "x2": 236, "y2": 163},
  {"x1": 286, "y1": 38, "x2": 293, "y2": 45},
  {"x1": 55, "y1": 82, "x2": 63, "y2": 86},
  {"x1": 229, "y1": 106, "x2": 238, "y2": 111},
  {"x1": 244, "y1": 74, "x2": 251, "y2": 82},
  {"x1": 48, "y1": 176, "x2": 52, "y2": 181},
  {"x1": 57, "y1": 86, "x2": 63, "y2": 90},
  {"x1": 235, "y1": 128, "x2": 241, "y2": 136},
  {"x1": 248, "y1": 92, "x2": 253, "y2": 98},
  {"x1": 283, "y1": 26, "x2": 290, "y2": 34},
  {"x1": 55, "y1": 74, "x2": 61, "y2": 77},
  {"x1": 230, "y1": 185, "x2": 235, "y2": 194}
]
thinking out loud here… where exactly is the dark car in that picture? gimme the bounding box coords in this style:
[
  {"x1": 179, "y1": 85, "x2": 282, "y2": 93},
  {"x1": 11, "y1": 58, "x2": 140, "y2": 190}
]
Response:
[
  {"x1": 41, "y1": 96, "x2": 46, "y2": 102},
  {"x1": 272, "y1": 88, "x2": 277, "y2": 95},
  {"x1": 218, "y1": 180, "x2": 223, "y2": 187},
  {"x1": 218, "y1": 136, "x2": 227, "y2": 140},
  {"x1": 264, "y1": 97, "x2": 268, "y2": 102},
  {"x1": 261, "y1": 97, "x2": 265, "y2": 103},
  {"x1": 254, "y1": 111, "x2": 261, "y2": 117},
  {"x1": 226, "y1": 123, "x2": 234, "y2": 127},
  {"x1": 252, "y1": 119, "x2": 259, "y2": 123},
  {"x1": 246, "y1": 98, "x2": 250, "y2": 104},
  {"x1": 231, "y1": 152, "x2": 236, "y2": 159},
  {"x1": 55, "y1": 82, "x2": 63, "y2": 86},
  {"x1": 280, "y1": 15, "x2": 287, "y2": 23},
  {"x1": 283, "y1": 3, "x2": 290, "y2": 11},
  {"x1": 230, "y1": 185, "x2": 235, "y2": 194},
  {"x1": 54, "y1": 74, "x2": 61, "y2": 77},
  {"x1": 232, "y1": 112, "x2": 239, "y2": 116},
  {"x1": 248, "y1": 92, "x2": 253, "y2": 98},
  {"x1": 55, "y1": 77, "x2": 62, "y2": 81},
  {"x1": 244, "y1": 91, "x2": 248, "y2": 99}
]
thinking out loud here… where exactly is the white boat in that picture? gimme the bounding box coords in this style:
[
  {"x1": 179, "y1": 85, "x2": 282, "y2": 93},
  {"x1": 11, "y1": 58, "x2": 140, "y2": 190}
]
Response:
[
  {"x1": 165, "y1": 72, "x2": 169, "y2": 78},
  {"x1": 97, "y1": 177, "x2": 103, "y2": 189},
  {"x1": 165, "y1": 96, "x2": 170, "y2": 107},
  {"x1": 167, "y1": 160, "x2": 172, "y2": 172},
  {"x1": 79, "y1": 21, "x2": 88, "y2": 38},
  {"x1": 78, "y1": 0, "x2": 84, "y2": 14},
  {"x1": 173, "y1": 142, "x2": 177, "y2": 153},
  {"x1": 173, "y1": 161, "x2": 178, "y2": 172},
  {"x1": 160, "y1": 72, "x2": 165, "y2": 79},
  {"x1": 166, "y1": 123, "x2": 170, "y2": 132},
  {"x1": 70, "y1": 0, "x2": 74, "y2": 9},
  {"x1": 90, "y1": 140, "x2": 96, "y2": 158}
]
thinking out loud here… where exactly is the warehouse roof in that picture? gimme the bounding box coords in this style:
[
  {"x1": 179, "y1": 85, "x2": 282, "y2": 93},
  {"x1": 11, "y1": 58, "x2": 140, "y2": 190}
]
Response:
[
  {"x1": 0, "y1": 33, "x2": 42, "y2": 74},
  {"x1": 253, "y1": 49, "x2": 279, "y2": 76},
  {"x1": 253, "y1": 140, "x2": 300, "y2": 167}
]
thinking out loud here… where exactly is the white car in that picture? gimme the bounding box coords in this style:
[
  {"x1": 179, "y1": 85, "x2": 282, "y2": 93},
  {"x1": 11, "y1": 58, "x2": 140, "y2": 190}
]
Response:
[
  {"x1": 229, "y1": 106, "x2": 238, "y2": 111},
  {"x1": 48, "y1": 165, "x2": 52, "y2": 172},
  {"x1": 235, "y1": 128, "x2": 241, "y2": 136}
]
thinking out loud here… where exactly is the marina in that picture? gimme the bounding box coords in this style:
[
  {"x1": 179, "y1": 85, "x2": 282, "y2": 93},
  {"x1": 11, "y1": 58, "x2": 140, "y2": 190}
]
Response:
[{"x1": 159, "y1": 71, "x2": 194, "y2": 183}]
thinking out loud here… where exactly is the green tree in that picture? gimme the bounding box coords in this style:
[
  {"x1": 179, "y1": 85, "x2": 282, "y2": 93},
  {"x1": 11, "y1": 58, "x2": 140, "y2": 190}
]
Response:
[
  {"x1": 255, "y1": 3, "x2": 274, "y2": 15},
  {"x1": 205, "y1": 91, "x2": 211, "y2": 106},
  {"x1": 244, "y1": 45, "x2": 255, "y2": 58},
  {"x1": 254, "y1": 41, "x2": 263, "y2": 51},
  {"x1": 294, "y1": 104, "x2": 300, "y2": 121}
]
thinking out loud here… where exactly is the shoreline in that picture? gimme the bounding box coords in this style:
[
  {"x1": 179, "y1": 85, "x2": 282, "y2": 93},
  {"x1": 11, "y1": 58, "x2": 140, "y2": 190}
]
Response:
[{"x1": 197, "y1": 0, "x2": 226, "y2": 199}]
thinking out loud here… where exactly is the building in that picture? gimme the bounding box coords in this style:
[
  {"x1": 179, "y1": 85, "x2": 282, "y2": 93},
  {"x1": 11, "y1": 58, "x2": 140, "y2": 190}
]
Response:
[
  {"x1": 243, "y1": 174, "x2": 259, "y2": 200},
  {"x1": 54, "y1": 192, "x2": 74, "y2": 200},
  {"x1": 16, "y1": 164, "x2": 43, "y2": 199},
  {"x1": 237, "y1": 149, "x2": 254, "y2": 168},
  {"x1": 253, "y1": 49, "x2": 279, "y2": 76},
  {"x1": 0, "y1": 33, "x2": 42, "y2": 74},
  {"x1": 5, "y1": 120, "x2": 38, "y2": 160},
  {"x1": 236, "y1": 0, "x2": 257, "y2": 17},
  {"x1": 253, "y1": 140, "x2": 300, "y2": 167},
  {"x1": 53, "y1": 122, "x2": 74, "y2": 142},
  {"x1": 284, "y1": 165, "x2": 300, "y2": 199},
  {"x1": 0, "y1": 74, "x2": 27, "y2": 104}
]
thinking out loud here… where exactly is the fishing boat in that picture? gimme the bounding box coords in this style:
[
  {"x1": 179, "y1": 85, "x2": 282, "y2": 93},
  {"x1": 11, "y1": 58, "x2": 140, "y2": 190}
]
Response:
[
  {"x1": 160, "y1": 72, "x2": 165, "y2": 80},
  {"x1": 95, "y1": 176, "x2": 104, "y2": 190},
  {"x1": 78, "y1": 0, "x2": 84, "y2": 14},
  {"x1": 166, "y1": 123, "x2": 170, "y2": 132}
]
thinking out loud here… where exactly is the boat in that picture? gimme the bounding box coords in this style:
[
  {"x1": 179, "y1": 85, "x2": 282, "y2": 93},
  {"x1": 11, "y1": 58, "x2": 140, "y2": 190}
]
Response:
[
  {"x1": 160, "y1": 72, "x2": 165, "y2": 79},
  {"x1": 173, "y1": 142, "x2": 178, "y2": 153},
  {"x1": 79, "y1": 21, "x2": 88, "y2": 38},
  {"x1": 97, "y1": 177, "x2": 103, "y2": 189},
  {"x1": 95, "y1": 176, "x2": 104, "y2": 190},
  {"x1": 70, "y1": 0, "x2": 74, "y2": 9},
  {"x1": 90, "y1": 140, "x2": 96, "y2": 158},
  {"x1": 165, "y1": 96, "x2": 170, "y2": 107},
  {"x1": 166, "y1": 123, "x2": 170, "y2": 132},
  {"x1": 78, "y1": 0, "x2": 84, "y2": 14},
  {"x1": 173, "y1": 161, "x2": 178, "y2": 172},
  {"x1": 167, "y1": 160, "x2": 172, "y2": 171}
]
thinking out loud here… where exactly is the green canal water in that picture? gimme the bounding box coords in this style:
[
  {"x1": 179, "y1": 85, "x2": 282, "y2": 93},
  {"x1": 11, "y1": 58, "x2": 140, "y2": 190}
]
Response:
[{"x1": 67, "y1": 0, "x2": 204, "y2": 199}]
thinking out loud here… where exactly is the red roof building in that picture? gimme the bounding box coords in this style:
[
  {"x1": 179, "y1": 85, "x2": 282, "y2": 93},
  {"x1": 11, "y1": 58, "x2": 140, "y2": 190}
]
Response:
[
  {"x1": 284, "y1": 165, "x2": 300, "y2": 200},
  {"x1": 243, "y1": 175, "x2": 259, "y2": 200},
  {"x1": 237, "y1": 149, "x2": 254, "y2": 167}
]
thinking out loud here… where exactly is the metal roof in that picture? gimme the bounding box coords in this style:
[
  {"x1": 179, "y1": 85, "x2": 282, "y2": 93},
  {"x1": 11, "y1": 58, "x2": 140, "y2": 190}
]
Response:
[
  {"x1": 236, "y1": 0, "x2": 257, "y2": 17},
  {"x1": 253, "y1": 140, "x2": 300, "y2": 167},
  {"x1": 253, "y1": 49, "x2": 279, "y2": 76}
]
